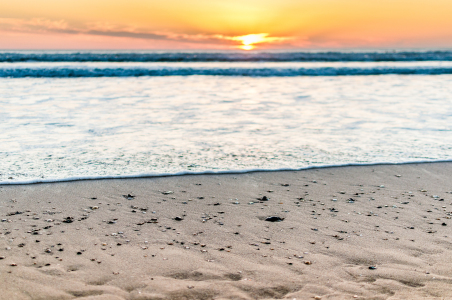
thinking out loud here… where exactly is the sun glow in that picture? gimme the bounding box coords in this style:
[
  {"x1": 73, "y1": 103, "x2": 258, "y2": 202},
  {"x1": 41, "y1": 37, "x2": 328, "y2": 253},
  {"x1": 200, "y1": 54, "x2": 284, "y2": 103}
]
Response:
[
  {"x1": 3, "y1": 0, "x2": 452, "y2": 50},
  {"x1": 240, "y1": 45, "x2": 254, "y2": 50},
  {"x1": 231, "y1": 33, "x2": 285, "y2": 50}
]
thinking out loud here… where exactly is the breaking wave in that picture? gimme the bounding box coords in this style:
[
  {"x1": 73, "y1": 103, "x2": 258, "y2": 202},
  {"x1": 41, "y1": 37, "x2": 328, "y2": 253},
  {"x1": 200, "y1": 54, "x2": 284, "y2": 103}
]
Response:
[
  {"x1": 2, "y1": 51, "x2": 452, "y2": 62},
  {"x1": 2, "y1": 66, "x2": 452, "y2": 77}
]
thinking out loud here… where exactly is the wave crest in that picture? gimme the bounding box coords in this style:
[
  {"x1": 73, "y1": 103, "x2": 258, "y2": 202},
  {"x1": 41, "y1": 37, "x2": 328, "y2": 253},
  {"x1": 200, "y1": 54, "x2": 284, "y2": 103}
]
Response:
[
  {"x1": 2, "y1": 66, "x2": 452, "y2": 77},
  {"x1": 2, "y1": 51, "x2": 452, "y2": 62}
]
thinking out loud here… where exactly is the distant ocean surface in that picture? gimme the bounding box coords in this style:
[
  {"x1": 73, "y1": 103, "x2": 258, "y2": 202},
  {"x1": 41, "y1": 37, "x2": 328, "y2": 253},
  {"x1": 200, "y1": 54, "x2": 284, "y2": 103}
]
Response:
[{"x1": 1, "y1": 50, "x2": 452, "y2": 184}]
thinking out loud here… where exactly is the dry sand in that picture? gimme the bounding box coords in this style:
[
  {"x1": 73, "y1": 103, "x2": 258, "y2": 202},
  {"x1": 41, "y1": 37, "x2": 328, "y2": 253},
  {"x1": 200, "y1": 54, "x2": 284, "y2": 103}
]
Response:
[{"x1": 1, "y1": 163, "x2": 452, "y2": 300}]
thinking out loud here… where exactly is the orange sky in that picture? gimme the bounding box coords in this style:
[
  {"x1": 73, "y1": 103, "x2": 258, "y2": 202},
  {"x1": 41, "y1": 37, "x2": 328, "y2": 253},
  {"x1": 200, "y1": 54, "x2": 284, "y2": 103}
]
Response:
[{"x1": 1, "y1": 0, "x2": 452, "y2": 50}]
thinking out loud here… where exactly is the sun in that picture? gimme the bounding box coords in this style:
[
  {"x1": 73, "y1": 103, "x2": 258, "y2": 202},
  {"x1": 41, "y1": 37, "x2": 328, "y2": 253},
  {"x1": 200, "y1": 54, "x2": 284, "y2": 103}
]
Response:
[
  {"x1": 240, "y1": 45, "x2": 254, "y2": 50},
  {"x1": 231, "y1": 33, "x2": 283, "y2": 50}
]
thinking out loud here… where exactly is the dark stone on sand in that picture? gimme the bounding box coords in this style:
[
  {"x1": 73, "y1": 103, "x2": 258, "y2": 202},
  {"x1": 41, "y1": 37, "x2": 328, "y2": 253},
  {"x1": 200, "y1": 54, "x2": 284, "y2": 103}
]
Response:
[
  {"x1": 123, "y1": 194, "x2": 135, "y2": 200},
  {"x1": 174, "y1": 217, "x2": 184, "y2": 221},
  {"x1": 7, "y1": 211, "x2": 23, "y2": 216},
  {"x1": 259, "y1": 196, "x2": 269, "y2": 201},
  {"x1": 265, "y1": 216, "x2": 284, "y2": 222},
  {"x1": 213, "y1": 203, "x2": 220, "y2": 206},
  {"x1": 442, "y1": 223, "x2": 447, "y2": 226},
  {"x1": 369, "y1": 266, "x2": 377, "y2": 270},
  {"x1": 76, "y1": 251, "x2": 82, "y2": 255},
  {"x1": 62, "y1": 217, "x2": 74, "y2": 223}
]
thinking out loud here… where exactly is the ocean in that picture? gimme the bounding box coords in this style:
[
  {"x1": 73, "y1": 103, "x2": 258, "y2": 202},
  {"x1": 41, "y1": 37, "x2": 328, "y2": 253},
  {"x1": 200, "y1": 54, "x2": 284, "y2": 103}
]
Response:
[{"x1": 1, "y1": 50, "x2": 452, "y2": 184}]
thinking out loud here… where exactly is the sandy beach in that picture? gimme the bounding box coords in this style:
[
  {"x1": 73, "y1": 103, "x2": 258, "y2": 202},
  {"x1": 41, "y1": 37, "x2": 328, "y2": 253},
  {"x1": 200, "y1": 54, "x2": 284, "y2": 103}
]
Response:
[{"x1": 1, "y1": 162, "x2": 452, "y2": 299}]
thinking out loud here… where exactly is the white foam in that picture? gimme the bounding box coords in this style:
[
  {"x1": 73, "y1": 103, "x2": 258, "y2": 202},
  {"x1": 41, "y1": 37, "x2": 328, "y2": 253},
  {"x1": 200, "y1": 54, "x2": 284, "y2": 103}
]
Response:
[
  {"x1": 1, "y1": 160, "x2": 451, "y2": 185},
  {"x1": 2, "y1": 74, "x2": 452, "y2": 184}
]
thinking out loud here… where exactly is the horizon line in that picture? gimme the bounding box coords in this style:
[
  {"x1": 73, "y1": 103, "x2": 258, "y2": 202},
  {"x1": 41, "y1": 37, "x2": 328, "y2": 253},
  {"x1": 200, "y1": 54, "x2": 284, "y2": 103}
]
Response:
[{"x1": 2, "y1": 47, "x2": 452, "y2": 52}]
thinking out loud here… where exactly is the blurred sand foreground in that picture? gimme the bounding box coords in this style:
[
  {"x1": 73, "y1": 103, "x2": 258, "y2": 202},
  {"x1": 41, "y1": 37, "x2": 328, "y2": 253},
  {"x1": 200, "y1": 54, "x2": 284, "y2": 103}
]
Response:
[{"x1": 1, "y1": 163, "x2": 452, "y2": 300}]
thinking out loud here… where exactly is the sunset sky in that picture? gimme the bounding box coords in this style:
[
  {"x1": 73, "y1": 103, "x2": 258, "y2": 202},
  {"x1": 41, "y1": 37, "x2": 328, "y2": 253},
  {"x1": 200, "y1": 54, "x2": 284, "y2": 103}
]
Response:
[{"x1": 1, "y1": 0, "x2": 452, "y2": 50}]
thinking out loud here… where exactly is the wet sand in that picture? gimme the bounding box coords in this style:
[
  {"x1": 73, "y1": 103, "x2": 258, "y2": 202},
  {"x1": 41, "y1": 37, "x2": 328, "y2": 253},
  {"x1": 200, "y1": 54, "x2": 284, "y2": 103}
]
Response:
[{"x1": 1, "y1": 162, "x2": 452, "y2": 300}]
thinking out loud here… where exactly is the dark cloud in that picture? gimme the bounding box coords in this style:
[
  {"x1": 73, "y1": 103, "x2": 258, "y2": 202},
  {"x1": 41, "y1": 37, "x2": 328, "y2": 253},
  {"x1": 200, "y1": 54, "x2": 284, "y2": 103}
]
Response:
[
  {"x1": 53, "y1": 27, "x2": 234, "y2": 45},
  {"x1": 84, "y1": 30, "x2": 235, "y2": 45},
  {"x1": 86, "y1": 30, "x2": 168, "y2": 40},
  {"x1": 0, "y1": 18, "x2": 286, "y2": 47}
]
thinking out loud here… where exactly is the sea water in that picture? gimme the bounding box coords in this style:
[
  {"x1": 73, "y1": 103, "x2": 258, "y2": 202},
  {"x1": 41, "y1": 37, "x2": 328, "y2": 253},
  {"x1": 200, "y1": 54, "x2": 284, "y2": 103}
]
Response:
[{"x1": 1, "y1": 51, "x2": 452, "y2": 184}]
